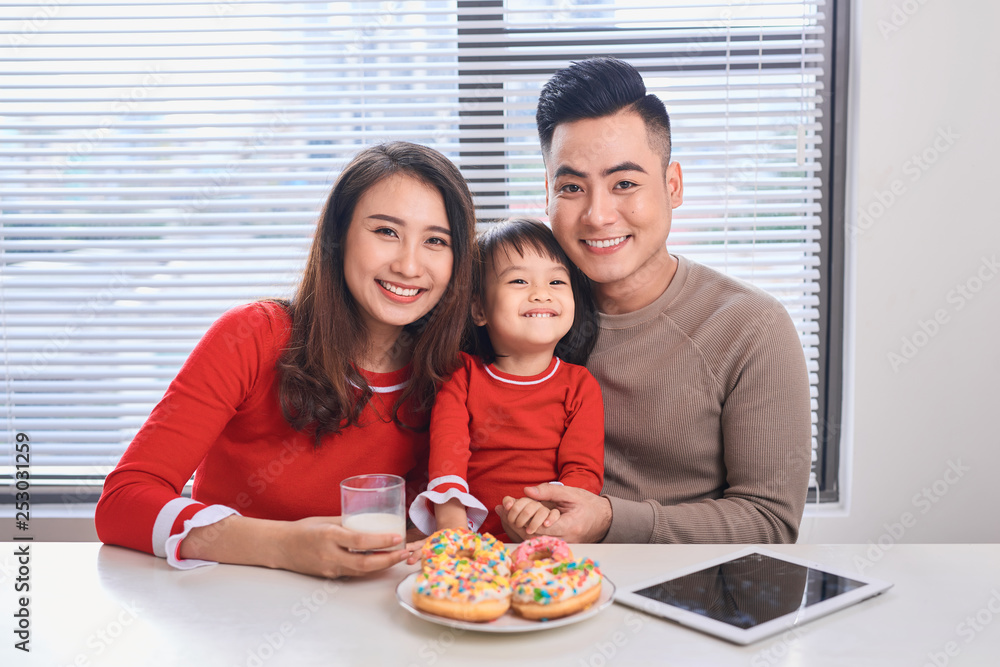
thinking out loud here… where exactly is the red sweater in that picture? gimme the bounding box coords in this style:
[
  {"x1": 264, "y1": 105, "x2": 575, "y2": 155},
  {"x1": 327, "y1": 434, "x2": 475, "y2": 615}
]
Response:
[
  {"x1": 95, "y1": 302, "x2": 429, "y2": 564},
  {"x1": 409, "y1": 352, "x2": 604, "y2": 540}
]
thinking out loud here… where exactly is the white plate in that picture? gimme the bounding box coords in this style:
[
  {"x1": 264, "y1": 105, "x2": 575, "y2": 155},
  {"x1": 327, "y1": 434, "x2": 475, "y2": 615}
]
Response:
[{"x1": 395, "y1": 571, "x2": 616, "y2": 633}]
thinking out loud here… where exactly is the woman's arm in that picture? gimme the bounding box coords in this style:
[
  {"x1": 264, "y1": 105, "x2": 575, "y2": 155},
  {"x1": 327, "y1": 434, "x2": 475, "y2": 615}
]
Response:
[{"x1": 179, "y1": 514, "x2": 409, "y2": 578}]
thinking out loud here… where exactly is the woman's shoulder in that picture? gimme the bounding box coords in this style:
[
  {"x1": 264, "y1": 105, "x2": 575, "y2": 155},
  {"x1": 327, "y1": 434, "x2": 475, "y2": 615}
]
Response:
[{"x1": 203, "y1": 300, "x2": 293, "y2": 353}]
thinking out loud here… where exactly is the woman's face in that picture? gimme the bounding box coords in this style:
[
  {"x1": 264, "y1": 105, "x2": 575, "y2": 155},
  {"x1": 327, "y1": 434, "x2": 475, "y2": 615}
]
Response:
[{"x1": 342, "y1": 173, "x2": 454, "y2": 343}]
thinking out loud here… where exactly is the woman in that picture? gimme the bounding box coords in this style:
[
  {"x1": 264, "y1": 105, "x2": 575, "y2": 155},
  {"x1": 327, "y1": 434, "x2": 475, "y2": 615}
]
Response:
[{"x1": 95, "y1": 142, "x2": 476, "y2": 579}]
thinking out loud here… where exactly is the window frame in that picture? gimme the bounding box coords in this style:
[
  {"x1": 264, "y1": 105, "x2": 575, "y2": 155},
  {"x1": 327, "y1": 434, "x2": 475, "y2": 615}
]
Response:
[{"x1": 0, "y1": 0, "x2": 847, "y2": 508}]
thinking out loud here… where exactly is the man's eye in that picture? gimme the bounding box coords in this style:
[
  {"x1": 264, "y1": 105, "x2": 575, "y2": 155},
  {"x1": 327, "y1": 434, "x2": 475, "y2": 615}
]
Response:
[
  {"x1": 560, "y1": 184, "x2": 581, "y2": 193},
  {"x1": 616, "y1": 181, "x2": 636, "y2": 189}
]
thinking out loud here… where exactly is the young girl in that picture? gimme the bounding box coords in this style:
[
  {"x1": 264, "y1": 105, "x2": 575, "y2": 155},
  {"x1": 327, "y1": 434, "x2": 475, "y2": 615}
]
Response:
[
  {"x1": 95, "y1": 142, "x2": 476, "y2": 578},
  {"x1": 408, "y1": 218, "x2": 604, "y2": 541}
]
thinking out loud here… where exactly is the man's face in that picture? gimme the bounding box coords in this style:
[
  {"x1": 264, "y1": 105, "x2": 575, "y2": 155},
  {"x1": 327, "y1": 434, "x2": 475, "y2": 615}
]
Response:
[{"x1": 545, "y1": 110, "x2": 682, "y2": 306}]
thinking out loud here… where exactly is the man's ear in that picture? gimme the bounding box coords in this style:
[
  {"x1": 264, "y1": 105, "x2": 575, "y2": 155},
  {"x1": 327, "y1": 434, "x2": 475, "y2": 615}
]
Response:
[
  {"x1": 666, "y1": 161, "x2": 684, "y2": 209},
  {"x1": 471, "y1": 299, "x2": 488, "y2": 327}
]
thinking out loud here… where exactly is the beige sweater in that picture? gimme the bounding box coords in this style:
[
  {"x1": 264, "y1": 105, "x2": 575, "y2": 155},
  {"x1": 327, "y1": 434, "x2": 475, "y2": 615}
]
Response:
[{"x1": 589, "y1": 255, "x2": 812, "y2": 543}]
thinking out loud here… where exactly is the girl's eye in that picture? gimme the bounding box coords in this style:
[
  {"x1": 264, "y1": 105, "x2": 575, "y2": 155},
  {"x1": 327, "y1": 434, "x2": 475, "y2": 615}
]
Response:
[
  {"x1": 550, "y1": 280, "x2": 567, "y2": 285},
  {"x1": 509, "y1": 278, "x2": 527, "y2": 285}
]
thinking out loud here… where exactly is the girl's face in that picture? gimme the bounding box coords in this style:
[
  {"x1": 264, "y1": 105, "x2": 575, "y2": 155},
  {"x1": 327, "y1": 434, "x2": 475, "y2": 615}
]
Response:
[
  {"x1": 473, "y1": 247, "x2": 576, "y2": 359},
  {"x1": 343, "y1": 174, "x2": 454, "y2": 342}
]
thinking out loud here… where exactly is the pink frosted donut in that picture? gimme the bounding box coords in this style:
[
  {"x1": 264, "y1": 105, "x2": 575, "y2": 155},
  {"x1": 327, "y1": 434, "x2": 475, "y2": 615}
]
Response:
[{"x1": 511, "y1": 536, "x2": 573, "y2": 571}]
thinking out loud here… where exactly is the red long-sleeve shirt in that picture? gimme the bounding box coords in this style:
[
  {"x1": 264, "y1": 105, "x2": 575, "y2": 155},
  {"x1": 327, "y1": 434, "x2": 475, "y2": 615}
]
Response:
[
  {"x1": 95, "y1": 302, "x2": 429, "y2": 567},
  {"x1": 409, "y1": 352, "x2": 604, "y2": 540}
]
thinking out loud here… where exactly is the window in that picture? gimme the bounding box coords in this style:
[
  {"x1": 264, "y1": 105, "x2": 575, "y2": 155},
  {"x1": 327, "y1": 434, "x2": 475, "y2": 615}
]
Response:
[{"x1": 0, "y1": 1, "x2": 844, "y2": 505}]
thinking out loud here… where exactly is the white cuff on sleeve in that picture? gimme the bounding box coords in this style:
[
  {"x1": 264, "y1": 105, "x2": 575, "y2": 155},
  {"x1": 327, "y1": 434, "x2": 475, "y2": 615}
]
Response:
[
  {"x1": 163, "y1": 505, "x2": 241, "y2": 570},
  {"x1": 408, "y1": 488, "x2": 489, "y2": 535}
]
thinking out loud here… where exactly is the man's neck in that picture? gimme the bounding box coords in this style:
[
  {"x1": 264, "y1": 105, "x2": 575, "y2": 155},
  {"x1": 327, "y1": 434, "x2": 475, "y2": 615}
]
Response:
[{"x1": 594, "y1": 252, "x2": 678, "y2": 315}]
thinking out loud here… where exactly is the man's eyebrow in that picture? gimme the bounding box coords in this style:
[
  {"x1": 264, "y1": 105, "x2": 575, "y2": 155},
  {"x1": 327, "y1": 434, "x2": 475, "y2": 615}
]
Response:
[
  {"x1": 553, "y1": 165, "x2": 587, "y2": 180},
  {"x1": 604, "y1": 161, "x2": 647, "y2": 176},
  {"x1": 552, "y1": 162, "x2": 647, "y2": 180},
  {"x1": 368, "y1": 214, "x2": 450, "y2": 235}
]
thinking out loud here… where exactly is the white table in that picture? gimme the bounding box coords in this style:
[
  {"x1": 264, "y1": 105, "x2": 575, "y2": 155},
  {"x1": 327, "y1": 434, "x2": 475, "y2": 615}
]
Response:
[{"x1": 2, "y1": 542, "x2": 998, "y2": 666}]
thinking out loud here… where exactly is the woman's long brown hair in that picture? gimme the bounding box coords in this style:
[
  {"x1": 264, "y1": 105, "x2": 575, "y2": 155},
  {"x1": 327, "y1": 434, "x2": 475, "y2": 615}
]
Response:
[{"x1": 276, "y1": 142, "x2": 476, "y2": 443}]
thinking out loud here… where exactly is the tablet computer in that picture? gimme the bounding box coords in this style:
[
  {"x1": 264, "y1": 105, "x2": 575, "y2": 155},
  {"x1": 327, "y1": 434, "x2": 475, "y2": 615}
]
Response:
[{"x1": 614, "y1": 547, "x2": 892, "y2": 645}]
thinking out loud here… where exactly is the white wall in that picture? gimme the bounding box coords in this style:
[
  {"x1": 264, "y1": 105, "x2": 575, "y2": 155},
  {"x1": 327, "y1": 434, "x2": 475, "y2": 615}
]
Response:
[{"x1": 799, "y1": 1, "x2": 1000, "y2": 543}]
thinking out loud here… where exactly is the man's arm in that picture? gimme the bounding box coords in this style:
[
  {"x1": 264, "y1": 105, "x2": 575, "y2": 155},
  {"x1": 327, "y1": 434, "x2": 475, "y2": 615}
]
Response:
[{"x1": 603, "y1": 302, "x2": 812, "y2": 544}]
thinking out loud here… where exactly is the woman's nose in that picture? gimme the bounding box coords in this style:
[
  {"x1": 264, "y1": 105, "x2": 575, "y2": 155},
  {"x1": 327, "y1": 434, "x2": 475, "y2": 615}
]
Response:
[{"x1": 391, "y1": 243, "x2": 421, "y2": 277}]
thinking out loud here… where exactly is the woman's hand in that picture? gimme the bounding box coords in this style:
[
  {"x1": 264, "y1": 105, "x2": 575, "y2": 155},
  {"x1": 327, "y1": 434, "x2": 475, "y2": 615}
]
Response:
[
  {"x1": 179, "y1": 514, "x2": 411, "y2": 579},
  {"x1": 273, "y1": 517, "x2": 411, "y2": 579}
]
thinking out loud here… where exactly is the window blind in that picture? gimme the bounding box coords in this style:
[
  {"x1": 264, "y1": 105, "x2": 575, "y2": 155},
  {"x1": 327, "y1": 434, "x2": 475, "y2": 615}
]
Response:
[{"x1": 1, "y1": 0, "x2": 824, "y2": 501}]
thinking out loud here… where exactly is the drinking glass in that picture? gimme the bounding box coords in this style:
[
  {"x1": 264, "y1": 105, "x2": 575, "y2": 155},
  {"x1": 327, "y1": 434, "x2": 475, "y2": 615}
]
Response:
[{"x1": 339, "y1": 474, "x2": 406, "y2": 551}]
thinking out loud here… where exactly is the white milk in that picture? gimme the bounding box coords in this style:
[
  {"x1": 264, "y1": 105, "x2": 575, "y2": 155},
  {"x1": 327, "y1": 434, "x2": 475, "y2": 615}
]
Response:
[{"x1": 342, "y1": 512, "x2": 406, "y2": 550}]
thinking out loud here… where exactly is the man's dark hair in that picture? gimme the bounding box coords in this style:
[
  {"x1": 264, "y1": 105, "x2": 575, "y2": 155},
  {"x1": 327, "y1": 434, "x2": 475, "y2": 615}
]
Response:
[{"x1": 536, "y1": 57, "x2": 672, "y2": 166}]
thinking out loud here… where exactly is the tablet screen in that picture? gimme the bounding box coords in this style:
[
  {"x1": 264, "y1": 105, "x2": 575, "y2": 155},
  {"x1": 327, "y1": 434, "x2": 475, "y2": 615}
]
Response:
[{"x1": 633, "y1": 552, "x2": 867, "y2": 629}]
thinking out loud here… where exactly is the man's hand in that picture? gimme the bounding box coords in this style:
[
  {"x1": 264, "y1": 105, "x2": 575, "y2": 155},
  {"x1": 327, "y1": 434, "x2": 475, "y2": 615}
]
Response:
[{"x1": 496, "y1": 484, "x2": 612, "y2": 543}]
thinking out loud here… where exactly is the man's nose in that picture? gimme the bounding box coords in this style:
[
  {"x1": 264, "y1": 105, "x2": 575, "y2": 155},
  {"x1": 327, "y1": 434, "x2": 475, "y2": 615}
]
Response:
[{"x1": 584, "y1": 189, "x2": 616, "y2": 226}]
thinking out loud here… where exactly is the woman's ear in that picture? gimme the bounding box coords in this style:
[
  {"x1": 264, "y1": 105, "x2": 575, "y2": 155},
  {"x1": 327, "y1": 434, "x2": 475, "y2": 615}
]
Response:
[{"x1": 471, "y1": 299, "x2": 488, "y2": 327}]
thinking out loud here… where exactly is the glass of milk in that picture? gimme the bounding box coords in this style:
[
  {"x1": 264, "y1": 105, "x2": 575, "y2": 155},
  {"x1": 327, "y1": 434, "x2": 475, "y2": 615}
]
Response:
[{"x1": 340, "y1": 474, "x2": 406, "y2": 551}]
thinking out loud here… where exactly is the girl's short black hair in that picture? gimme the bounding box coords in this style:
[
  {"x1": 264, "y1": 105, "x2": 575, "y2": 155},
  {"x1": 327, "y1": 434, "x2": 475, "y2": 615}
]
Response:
[{"x1": 469, "y1": 218, "x2": 599, "y2": 366}]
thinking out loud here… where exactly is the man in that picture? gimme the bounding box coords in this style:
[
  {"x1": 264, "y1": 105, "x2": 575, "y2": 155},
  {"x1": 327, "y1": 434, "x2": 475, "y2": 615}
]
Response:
[{"x1": 497, "y1": 57, "x2": 812, "y2": 544}]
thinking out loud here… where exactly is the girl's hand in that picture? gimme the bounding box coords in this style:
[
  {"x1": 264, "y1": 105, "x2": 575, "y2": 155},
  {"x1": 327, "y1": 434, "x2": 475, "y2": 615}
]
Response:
[
  {"x1": 404, "y1": 536, "x2": 427, "y2": 566},
  {"x1": 501, "y1": 496, "x2": 561, "y2": 536}
]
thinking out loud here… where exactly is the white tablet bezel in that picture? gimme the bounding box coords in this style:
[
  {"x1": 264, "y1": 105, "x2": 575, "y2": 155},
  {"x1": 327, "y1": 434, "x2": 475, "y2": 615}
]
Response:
[{"x1": 614, "y1": 547, "x2": 893, "y2": 645}]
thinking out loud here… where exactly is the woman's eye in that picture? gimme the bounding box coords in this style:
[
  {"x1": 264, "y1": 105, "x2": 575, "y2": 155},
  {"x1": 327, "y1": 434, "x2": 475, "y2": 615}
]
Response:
[
  {"x1": 375, "y1": 227, "x2": 398, "y2": 237},
  {"x1": 426, "y1": 236, "x2": 450, "y2": 247}
]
